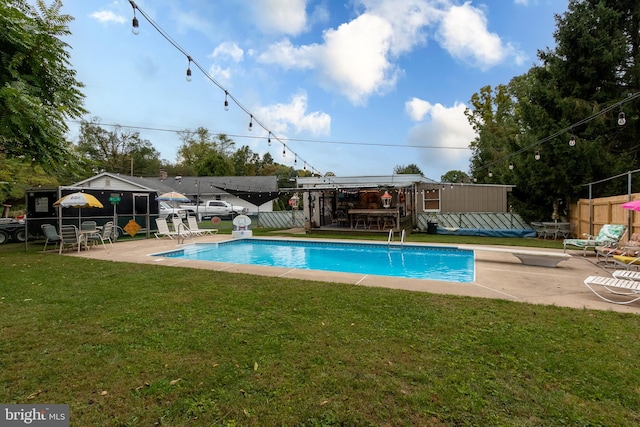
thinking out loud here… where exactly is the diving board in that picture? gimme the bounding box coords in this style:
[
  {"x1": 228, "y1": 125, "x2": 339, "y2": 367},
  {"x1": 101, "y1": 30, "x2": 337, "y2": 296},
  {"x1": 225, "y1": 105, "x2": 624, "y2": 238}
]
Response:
[{"x1": 459, "y1": 245, "x2": 571, "y2": 268}]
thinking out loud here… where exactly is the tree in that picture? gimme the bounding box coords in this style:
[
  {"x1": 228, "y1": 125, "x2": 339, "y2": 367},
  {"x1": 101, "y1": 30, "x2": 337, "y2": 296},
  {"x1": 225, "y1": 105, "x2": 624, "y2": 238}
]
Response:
[
  {"x1": 441, "y1": 170, "x2": 470, "y2": 183},
  {"x1": 232, "y1": 146, "x2": 261, "y2": 176},
  {"x1": 177, "y1": 128, "x2": 237, "y2": 176},
  {"x1": 0, "y1": 0, "x2": 86, "y2": 166},
  {"x1": 75, "y1": 119, "x2": 161, "y2": 176},
  {"x1": 466, "y1": 1, "x2": 640, "y2": 221},
  {"x1": 393, "y1": 164, "x2": 423, "y2": 175}
]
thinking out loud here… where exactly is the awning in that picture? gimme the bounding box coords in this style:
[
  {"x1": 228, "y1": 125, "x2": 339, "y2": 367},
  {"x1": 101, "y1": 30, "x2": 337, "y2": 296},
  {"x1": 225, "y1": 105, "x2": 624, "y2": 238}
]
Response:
[{"x1": 214, "y1": 187, "x2": 286, "y2": 205}]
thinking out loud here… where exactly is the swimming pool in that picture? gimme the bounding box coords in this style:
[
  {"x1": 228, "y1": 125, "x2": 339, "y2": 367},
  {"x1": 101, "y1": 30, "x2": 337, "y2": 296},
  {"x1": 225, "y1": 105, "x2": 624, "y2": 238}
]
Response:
[{"x1": 153, "y1": 239, "x2": 475, "y2": 282}]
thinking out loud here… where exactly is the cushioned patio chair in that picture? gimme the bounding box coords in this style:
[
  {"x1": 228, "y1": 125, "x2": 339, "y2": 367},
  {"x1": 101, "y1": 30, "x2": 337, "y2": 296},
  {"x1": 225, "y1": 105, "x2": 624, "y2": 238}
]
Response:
[
  {"x1": 612, "y1": 254, "x2": 640, "y2": 270},
  {"x1": 583, "y1": 275, "x2": 640, "y2": 305},
  {"x1": 595, "y1": 232, "x2": 640, "y2": 265},
  {"x1": 563, "y1": 224, "x2": 627, "y2": 256}
]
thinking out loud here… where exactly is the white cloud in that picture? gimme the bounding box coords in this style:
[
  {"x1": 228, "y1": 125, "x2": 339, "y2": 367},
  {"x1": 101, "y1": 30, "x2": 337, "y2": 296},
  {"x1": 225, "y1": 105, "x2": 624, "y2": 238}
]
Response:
[
  {"x1": 514, "y1": 0, "x2": 530, "y2": 5},
  {"x1": 358, "y1": 0, "x2": 440, "y2": 55},
  {"x1": 318, "y1": 14, "x2": 398, "y2": 105},
  {"x1": 405, "y1": 97, "x2": 431, "y2": 121},
  {"x1": 210, "y1": 42, "x2": 244, "y2": 63},
  {"x1": 254, "y1": 92, "x2": 331, "y2": 136},
  {"x1": 436, "y1": 2, "x2": 525, "y2": 70},
  {"x1": 406, "y1": 100, "x2": 476, "y2": 177},
  {"x1": 250, "y1": 0, "x2": 308, "y2": 35},
  {"x1": 258, "y1": 39, "x2": 316, "y2": 70},
  {"x1": 90, "y1": 10, "x2": 126, "y2": 25},
  {"x1": 256, "y1": 1, "x2": 523, "y2": 104},
  {"x1": 207, "y1": 64, "x2": 232, "y2": 86}
]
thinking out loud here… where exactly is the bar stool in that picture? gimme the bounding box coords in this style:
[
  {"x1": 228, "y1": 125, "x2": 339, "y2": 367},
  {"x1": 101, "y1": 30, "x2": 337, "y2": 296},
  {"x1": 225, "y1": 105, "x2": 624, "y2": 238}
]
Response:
[
  {"x1": 354, "y1": 215, "x2": 367, "y2": 229},
  {"x1": 368, "y1": 215, "x2": 381, "y2": 230}
]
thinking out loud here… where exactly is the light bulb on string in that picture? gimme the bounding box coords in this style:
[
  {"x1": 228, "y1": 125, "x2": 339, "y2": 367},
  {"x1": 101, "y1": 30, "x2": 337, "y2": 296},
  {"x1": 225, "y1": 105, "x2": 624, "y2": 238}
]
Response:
[
  {"x1": 186, "y1": 56, "x2": 192, "y2": 82},
  {"x1": 267, "y1": 132, "x2": 271, "y2": 146},
  {"x1": 618, "y1": 112, "x2": 626, "y2": 126},
  {"x1": 248, "y1": 115, "x2": 253, "y2": 131},
  {"x1": 488, "y1": 170, "x2": 493, "y2": 178},
  {"x1": 534, "y1": 151, "x2": 541, "y2": 160},
  {"x1": 132, "y1": 15, "x2": 140, "y2": 35},
  {"x1": 569, "y1": 135, "x2": 576, "y2": 146},
  {"x1": 509, "y1": 162, "x2": 514, "y2": 170},
  {"x1": 224, "y1": 91, "x2": 229, "y2": 111},
  {"x1": 130, "y1": 1, "x2": 140, "y2": 35},
  {"x1": 282, "y1": 145, "x2": 286, "y2": 157}
]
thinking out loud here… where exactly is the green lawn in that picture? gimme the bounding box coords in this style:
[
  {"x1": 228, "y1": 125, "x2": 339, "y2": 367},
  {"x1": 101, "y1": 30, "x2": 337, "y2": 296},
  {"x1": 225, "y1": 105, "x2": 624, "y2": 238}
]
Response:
[{"x1": 1, "y1": 235, "x2": 639, "y2": 426}]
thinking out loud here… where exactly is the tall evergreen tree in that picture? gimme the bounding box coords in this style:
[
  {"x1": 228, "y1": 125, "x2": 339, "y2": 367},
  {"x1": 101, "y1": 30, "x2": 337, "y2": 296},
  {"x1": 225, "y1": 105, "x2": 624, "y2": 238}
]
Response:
[{"x1": 467, "y1": 0, "x2": 640, "y2": 221}]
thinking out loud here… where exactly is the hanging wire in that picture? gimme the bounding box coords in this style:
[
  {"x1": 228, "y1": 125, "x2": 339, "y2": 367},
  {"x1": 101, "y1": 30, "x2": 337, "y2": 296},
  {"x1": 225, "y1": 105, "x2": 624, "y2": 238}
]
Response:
[
  {"x1": 477, "y1": 91, "x2": 640, "y2": 174},
  {"x1": 127, "y1": 0, "x2": 325, "y2": 179}
]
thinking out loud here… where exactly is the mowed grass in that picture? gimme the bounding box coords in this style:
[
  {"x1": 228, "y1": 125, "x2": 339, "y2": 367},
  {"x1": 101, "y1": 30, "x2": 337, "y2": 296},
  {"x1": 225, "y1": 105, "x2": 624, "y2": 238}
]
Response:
[{"x1": 1, "y1": 239, "x2": 640, "y2": 426}]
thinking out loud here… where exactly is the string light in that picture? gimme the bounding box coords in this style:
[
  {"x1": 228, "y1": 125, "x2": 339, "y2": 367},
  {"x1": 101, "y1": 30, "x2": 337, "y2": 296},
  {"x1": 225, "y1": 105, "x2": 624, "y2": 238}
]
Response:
[
  {"x1": 474, "y1": 92, "x2": 640, "y2": 180},
  {"x1": 186, "y1": 56, "x2": 192, "y2": 82},
  {"x1": 534, "y1": 151, "x2": 540, "y2": 160},
  {"x1": 509, "y1": 162, "x2": 514, "y2": 170},
  {"x1": 267, "y1": 132, "x2": 271, "y2": 146},
  {"x1": 126, "y1": 0, "x2": 320, "y2": 175},
  {"x1": 618, "y1": 112, "x2": 626, "y2": 126},
  {"x1": 131, "y1": 13, "x2": 139, "y2": 34}
]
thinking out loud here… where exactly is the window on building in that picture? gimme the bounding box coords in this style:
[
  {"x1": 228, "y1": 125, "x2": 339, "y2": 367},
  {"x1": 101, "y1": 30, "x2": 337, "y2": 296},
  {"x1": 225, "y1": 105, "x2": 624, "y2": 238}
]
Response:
[{"x1": 423, "y1": 189, "x2": 440, "y2": 211}]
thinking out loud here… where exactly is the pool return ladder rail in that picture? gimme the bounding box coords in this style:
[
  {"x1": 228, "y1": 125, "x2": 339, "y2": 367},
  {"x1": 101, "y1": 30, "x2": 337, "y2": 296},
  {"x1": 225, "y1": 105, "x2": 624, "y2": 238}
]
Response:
[{"x1": 387, "y1": 229, "x2": 406, "y2": 246}]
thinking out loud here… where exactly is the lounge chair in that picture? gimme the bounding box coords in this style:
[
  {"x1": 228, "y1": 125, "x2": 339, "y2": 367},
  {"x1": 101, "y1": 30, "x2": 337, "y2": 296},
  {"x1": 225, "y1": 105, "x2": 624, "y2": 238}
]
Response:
[
  {"x1": 595, "y1": 232, "x2": 640, "y2": 265},
  {"x1": 612, "y1": 270, "x2": 640, "y2": 281},
  {"x1": 41, "y1": 224, "x2": 61, "y2": 252},
  {"x1": 583, "y1": 275, "x2": 640, "y2": 305},
  {"x1": 187, "y1": 216, "x2": 218, "y2": 236},
  {"x1": 59, "y1": 224, "x2": 80, "y2": 253},
  {"x1": 563, "y1": 224, "x2": 627, "y2": 256},
  {"x1": 612, "y1": 254, "x2": 640, "y2": 270},
  {"x1": 155, "y1": 218, "x2": 192, "y2": 240}
]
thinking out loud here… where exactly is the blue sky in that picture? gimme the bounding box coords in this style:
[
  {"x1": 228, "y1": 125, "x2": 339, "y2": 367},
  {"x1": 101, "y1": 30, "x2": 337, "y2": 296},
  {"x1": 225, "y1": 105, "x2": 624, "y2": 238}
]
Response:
[{"x1": 55, "y1": 0, "x2": 568, "y2": 181}]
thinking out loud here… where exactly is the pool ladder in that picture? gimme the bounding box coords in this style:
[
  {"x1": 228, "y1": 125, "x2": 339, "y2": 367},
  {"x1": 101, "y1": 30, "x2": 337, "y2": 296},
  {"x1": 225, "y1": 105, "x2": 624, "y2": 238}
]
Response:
[{"x1": 387, "y1": 229, "x2": 405, "y2": 246}]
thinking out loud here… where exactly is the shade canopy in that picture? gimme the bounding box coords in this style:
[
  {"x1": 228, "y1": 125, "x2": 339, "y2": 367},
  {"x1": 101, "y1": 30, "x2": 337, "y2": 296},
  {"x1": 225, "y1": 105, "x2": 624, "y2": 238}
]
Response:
[{"x1": 214, "y1": 186, "x2": 283, "y2": 206}]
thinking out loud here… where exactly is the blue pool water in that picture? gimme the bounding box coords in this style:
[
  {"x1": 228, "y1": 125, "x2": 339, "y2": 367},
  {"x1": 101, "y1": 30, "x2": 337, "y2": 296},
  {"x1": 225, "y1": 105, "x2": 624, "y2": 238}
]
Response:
[{"x1": 153, "y1": 239, "x2": 475, "y2": 283}]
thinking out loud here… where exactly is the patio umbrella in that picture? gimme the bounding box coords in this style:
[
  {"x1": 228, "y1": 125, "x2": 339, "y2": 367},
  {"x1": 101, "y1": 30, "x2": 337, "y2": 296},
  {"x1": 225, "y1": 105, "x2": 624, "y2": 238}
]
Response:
[
  {"x1": 621, "y1": 200, "x2": 640, "y2": 212},
  {"x1": 53, "y1": 192, "x2": 104, "y2": 227},
  {"x1": 54, "y1": 192, "x2": 104, "y2": 209},
  {"x1": 155, "y1": 192, "x2": 191, "y2": 203}
]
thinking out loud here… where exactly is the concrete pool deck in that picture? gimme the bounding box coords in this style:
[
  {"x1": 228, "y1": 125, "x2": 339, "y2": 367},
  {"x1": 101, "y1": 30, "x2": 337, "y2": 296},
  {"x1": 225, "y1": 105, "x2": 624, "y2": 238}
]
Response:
[{"x1": 67, "y1": 234, "x2": 640, "y2": 314}]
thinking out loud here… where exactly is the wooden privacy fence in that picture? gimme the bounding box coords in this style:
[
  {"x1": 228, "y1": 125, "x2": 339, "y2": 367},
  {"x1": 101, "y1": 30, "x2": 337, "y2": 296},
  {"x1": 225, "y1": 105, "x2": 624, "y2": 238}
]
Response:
[{"x1": 569, "y1": 193, "x2": 640, "y2": 240}]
